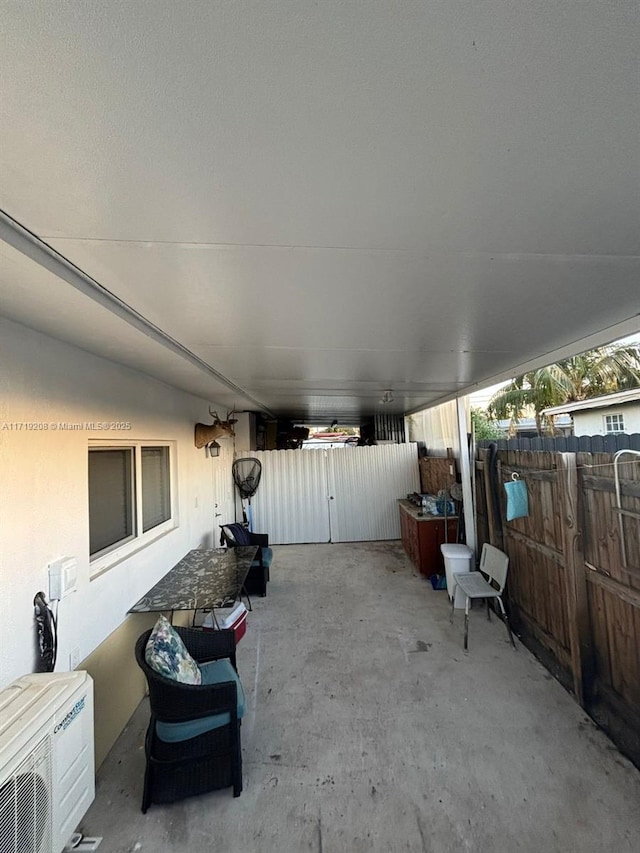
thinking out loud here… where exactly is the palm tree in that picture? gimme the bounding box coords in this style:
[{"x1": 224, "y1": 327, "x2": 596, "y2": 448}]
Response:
[{"x1": 488, "y1": 343, "x2": 640, "y2": 435}]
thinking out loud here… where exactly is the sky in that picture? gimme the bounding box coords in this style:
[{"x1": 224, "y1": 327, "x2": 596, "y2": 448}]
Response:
[{"x1": 469, "y1": 382, "x2": 509, "y2": 409}]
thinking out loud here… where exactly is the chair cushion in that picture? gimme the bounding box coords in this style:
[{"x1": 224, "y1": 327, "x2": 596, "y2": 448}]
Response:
[
  {"x1": 155, "y1": 659, "x2": 245, "y2": 742},
  {"x1": 224, "y1": 523, "x2": 252, "y2": 545},
  {"x1": 145, "y1": 615, "x2": 201, "y2": 685},
  {"x1": 253, "y1": 546, "x2": 273, "y2": 568}
]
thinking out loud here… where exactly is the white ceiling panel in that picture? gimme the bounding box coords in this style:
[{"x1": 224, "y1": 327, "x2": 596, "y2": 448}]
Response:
[
  {"x1": 43, "y1": 238, "x2": 640, "y2": 356},
  {"x1": 189, "y1": 345, "x2": 531, "y2": 387},
  {"x1": 1, "y1": 2, "x2": 639, "y2": 422},
  {"x1": 0, "y1": 240, "x2": 270, "y2": 414}
]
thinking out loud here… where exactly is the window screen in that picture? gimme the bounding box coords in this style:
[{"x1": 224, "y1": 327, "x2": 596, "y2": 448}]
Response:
[
  {"x1": 142, "y1": 446, "x2": 171, "y2": 532},
  {"x1": 89, "y1": 448, "x2": 135, "y2": 555}
]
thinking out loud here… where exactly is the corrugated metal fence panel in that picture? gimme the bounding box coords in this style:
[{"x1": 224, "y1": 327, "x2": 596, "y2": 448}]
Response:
[
  {"x1": 374, "y1": 413, "x2": 406, "y2": 442},
  {"x1": 247, "y1": 444, "x2": 419, "y2": 544},
  {"x1": 328, "y1": 443, "x2": 420, "y2": 542},
  {"x1": 248, "y1": 449, "x2": 331, "y2": 544}
]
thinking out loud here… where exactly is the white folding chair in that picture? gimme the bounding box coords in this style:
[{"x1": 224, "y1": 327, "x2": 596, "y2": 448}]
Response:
[{"x1": 450, "y1": 544, "x2": 516, "y2": 651}]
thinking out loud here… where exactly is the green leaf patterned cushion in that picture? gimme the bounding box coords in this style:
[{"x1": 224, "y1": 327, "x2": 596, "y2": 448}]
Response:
[{"x1": 145, "y1": 614, "x2": 202, "y2": 685}]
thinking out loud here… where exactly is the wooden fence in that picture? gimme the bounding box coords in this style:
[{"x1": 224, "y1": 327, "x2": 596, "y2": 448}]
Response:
[{"x1": 475, "y1": 447, "x2": 640, "y2": 767}]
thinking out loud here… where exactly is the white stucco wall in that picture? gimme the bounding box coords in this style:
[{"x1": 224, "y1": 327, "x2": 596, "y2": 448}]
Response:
[
  {"x1": 572, "y1": 403, "x2": 640, "y2": 437},
  {"x1": 0, "y1": 315, "x2": 232, "y2": 689}
]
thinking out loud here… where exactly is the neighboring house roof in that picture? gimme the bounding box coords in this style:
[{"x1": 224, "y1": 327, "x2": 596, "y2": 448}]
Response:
[
  {"x1": 542, "y1": 388, "x2": 640, "y2": 416},
  {"x1": 496, "y1": 415, "x2": 572, "y2": 432}
]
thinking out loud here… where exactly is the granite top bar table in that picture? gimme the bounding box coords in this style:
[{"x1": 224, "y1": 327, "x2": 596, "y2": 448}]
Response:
[{"x1": 128, "y1": 546, "x2": 258, "y2": 614}]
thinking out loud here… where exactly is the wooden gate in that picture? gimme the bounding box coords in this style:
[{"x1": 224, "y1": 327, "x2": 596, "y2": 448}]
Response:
[{"x1": 475, "y1": 447, "x2": 640, "y2": 766}]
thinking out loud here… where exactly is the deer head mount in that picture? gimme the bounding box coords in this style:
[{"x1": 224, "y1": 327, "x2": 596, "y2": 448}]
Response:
[{"x1": 195, "y1": 408, "x2": 238, "y2": 450}]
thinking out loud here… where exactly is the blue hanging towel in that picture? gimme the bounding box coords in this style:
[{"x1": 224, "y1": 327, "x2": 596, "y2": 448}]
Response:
[{"x1": 504, "y1": 478, "x2": 529, "y2": 520}]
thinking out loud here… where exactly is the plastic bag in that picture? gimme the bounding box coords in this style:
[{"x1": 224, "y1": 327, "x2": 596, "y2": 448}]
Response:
[{"x1": 421, "y1": 494, "x2": 454, "y2": 516}]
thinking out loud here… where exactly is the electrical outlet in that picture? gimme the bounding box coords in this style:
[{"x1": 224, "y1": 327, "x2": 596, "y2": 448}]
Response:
[{"x1": 70, "y1": 647, "x2": 81, "y2": 670}]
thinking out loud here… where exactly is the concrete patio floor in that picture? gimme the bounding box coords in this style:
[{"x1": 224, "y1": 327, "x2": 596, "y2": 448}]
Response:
[{"x1": 82, "y1": 541, "x2": 640, "y2": 853}]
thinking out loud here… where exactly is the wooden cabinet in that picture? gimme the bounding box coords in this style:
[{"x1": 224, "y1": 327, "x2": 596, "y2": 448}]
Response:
[{"x1": 398, "y1": 500, "x2": 458, "y2": 576}]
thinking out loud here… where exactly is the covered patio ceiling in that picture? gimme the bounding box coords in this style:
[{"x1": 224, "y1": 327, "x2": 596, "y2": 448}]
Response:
[{"x1": 1, "y1": 2, "x2": 638, "y2": 423}]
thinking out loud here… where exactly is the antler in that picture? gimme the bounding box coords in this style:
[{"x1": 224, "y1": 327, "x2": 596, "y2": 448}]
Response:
[{"x1": 195, "y1": 407, "x2": 238, "y2": 449}]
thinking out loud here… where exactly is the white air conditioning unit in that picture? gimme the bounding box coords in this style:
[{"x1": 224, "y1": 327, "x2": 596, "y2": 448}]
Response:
[{"x1": 0, "y1": 671, "x2": 95, "y2": 853}]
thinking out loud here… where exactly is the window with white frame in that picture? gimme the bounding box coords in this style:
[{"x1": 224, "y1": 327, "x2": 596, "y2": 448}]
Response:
[
  {"x1": 89, "y1": 441, "x2": 176, "y2": 571},
  {"x1": 604, "y1": 413, "x2": 625, "y2": 434}
]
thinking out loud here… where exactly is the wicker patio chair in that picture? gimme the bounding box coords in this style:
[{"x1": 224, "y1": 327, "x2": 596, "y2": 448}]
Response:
[
  {"x1": 220, "y1": 523, "x2": 272, "y2": 597},
  {"x1": 134, "y1": 625, "x2": 243, "y2": 812}
]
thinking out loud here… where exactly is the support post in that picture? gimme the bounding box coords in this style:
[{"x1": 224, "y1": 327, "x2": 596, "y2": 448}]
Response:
[
  {"x1": 456, "y1": 397, "x2": 476, "y2": 556},
  {"x1": 559, "y1": 452, "x2": 593, "y2": 707}
]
